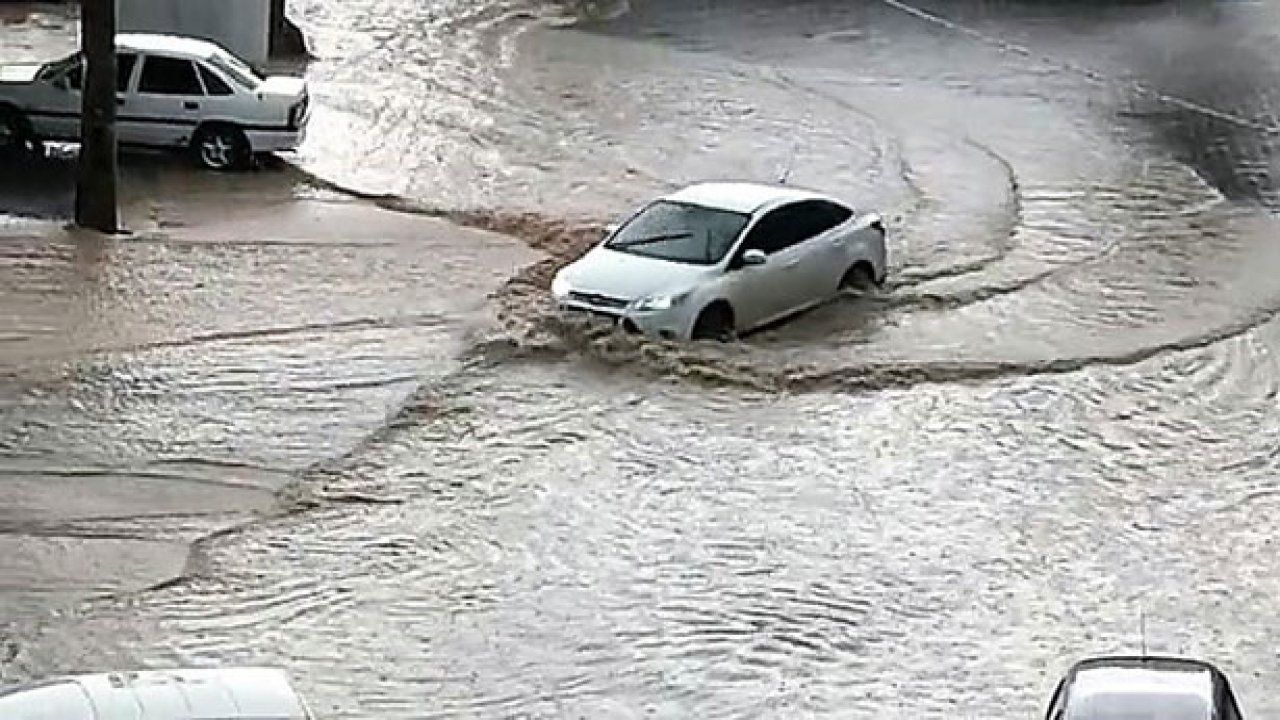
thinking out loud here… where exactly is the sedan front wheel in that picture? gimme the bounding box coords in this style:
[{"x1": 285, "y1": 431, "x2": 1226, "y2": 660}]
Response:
[{"x1": 690, "y1": 302, "x2": 736, "y2": 342}]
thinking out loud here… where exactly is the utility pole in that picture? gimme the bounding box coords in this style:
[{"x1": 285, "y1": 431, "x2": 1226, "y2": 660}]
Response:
[{"x1": 74, "y1": 0, "x2": 119, "y2": 233}]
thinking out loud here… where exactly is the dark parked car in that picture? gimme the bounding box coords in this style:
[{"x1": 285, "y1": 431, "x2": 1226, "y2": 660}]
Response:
[{"x1": 1045, "y1": 656, "x2": 1245, "y2": 720}]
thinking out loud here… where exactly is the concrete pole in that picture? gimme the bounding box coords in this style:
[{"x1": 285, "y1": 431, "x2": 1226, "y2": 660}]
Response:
[{"x1": 74, "y1": 0, "x2": 119, "y2": 233}]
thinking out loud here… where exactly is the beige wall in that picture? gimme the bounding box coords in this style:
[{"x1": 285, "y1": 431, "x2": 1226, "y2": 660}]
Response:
[{"x1": 117, "y1": 0, "x2": 271, "y2": 66}]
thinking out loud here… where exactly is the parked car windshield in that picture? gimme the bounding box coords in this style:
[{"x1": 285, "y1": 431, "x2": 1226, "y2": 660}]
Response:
[
  {"x1": 605, "y1": 200, "x2": 750, "y2": 265},
  {"x1": 208, "y1": 51, "x2": 262, "y2": 89}
]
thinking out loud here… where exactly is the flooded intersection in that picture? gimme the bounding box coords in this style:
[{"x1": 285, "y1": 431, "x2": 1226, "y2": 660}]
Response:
[{"x1": 4, "y1": 0, "x2": 1280, "y2": 717}]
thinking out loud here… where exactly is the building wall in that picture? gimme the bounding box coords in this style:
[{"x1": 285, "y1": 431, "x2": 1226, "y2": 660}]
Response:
[{"x1": 117, "y1": 0, "x2": 270, "y2": 66}]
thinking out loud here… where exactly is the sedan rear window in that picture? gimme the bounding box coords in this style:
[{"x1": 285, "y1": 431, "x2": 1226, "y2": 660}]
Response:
[
  {"x1": 208, "y1": 52, "x2": 262, "y2": 90},
  {"x1": 605, "y1": 200, "x2": 750, "y2": 265},
  {"x1": 1067, "y1": 691, "x2": 1213, "y2": 720}
]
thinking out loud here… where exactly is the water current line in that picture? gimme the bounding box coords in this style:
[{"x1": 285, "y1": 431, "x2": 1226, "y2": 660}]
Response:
[
  {"x1": 875, "y1": 0, "x2": 1280, "y2": 135},
  {"x1": 870, "y1": 0, "x2": 1276, "y2": 652}
]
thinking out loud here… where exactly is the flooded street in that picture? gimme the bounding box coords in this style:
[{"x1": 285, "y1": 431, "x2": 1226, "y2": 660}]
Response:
[{"x1": 5, "y1": 0, "x2": 1280, "y2": 717}]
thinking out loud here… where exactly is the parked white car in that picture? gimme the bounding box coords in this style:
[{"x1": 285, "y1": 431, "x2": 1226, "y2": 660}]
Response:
[
  {"x1": 0, "y1": 33, "x2": 311, "y2": 171},
  {"x1": 1044, "y1": 655, "x2": 1246, "y2": 720},
  {"x1": 551, "y1": 181, "x2": 888, "y2": 340},
  {"x1": 0, "y1": 667, "x2": 317, "y2": 719}
]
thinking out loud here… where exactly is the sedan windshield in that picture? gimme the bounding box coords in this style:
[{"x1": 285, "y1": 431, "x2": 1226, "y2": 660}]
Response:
[{"x1": 605, "y1": 200, "x2": 750, "y2": 265}]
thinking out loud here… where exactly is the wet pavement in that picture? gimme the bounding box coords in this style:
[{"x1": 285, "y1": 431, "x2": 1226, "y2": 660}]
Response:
[{"x1": 4, "y1": 0, "x2": 1280, "y2": 717}]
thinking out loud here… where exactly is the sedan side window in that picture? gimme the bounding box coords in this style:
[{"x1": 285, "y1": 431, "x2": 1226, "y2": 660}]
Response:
[
  {"x1": 791, "y1": 200, "x2": 853, "y2": 240},
  {"x1": 64, "y1": 54, "x2": 137, "y2": 93},
  {"x1": 740, "y1": 204, "x2": 809, "y2": 255},
  {"x1": 65, "y1": 62, "x2": 82, "y2": 91},
  {"x1": 116, "y1": 54, "x2": 138, "y2": 92},
  {"x1": 814, "y1": 199, "x2": 853, "y2": 229},
  {"x1": 138, "y1": 55, "x2": 205, "y2": 95}
]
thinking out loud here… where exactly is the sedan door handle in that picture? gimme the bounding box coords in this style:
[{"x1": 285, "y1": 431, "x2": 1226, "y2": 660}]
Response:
[
  {"x1": 785, "y1": 259, "x2": 801, "y2": 269},
  {"x1": 184, "y1": 101, "x2": 199, "y2": 110}
]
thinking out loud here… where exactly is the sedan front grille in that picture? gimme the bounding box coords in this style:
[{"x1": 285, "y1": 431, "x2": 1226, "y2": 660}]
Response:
[{"x1": 568, "y1": 291, "x2": 629, "y2": 310}]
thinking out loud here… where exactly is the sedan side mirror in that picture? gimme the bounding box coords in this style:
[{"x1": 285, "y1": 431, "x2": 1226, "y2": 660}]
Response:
[{"x1": 742, "y1": 249, "x2": 767, "y2": 266}]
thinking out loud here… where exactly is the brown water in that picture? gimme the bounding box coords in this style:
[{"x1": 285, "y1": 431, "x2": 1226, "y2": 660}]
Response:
[{"x1": 4, "y1": 0, "x2": 1280, "y2": 717}]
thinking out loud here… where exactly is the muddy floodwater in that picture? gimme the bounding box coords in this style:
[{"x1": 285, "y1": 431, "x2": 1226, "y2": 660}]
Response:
[{"x1": 4, "y1": 0, "x2": 1280, "y2": 718}]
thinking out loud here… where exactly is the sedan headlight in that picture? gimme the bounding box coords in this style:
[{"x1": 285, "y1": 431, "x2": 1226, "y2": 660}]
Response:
[
  {"x1": 551, "y1": 274, "x2": 571, "y2": 299},
  {"x1": 632, "y1": 291, "x2": 690, "y2": 312}
]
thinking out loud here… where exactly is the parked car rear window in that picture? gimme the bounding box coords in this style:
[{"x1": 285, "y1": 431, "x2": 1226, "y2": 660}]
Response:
[
  {"x1": 138, "y1": 56, "x2": 203, "y2": 95},
  {"x1": 1066, "y1": 691, "x2": 1213, "y2": 720},
  {"x1": 605, "y1": 201, "x2": 751, "y2": 265},
  {"x1": 198, "y1": 64, "x2": 234, "y2": 95},
  {"x1": 209, "y1": 52, "x2": 263, "y2": 90}
]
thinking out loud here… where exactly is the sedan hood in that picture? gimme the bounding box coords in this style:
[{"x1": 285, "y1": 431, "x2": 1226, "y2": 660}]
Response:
[
  {"x1": 0, "y1": 64, "x2": 43, "y2": 84},
  {"x1": 560, "y1": 246, "x2": 715, "y2": 301}
]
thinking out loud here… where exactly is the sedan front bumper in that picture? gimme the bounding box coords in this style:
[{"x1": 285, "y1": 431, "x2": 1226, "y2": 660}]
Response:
[{"x1": 553, "y1": 295, "x2": 691, "y2": 341}]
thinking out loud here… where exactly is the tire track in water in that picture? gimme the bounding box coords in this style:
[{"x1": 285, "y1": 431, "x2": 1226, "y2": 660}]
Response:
[
  {"x1": 871, "y1": 0, "x2": 1280, "y2": 136},
  {"x1": 761, "y1": 70, "x2": 1019, "y2": 285},
  {"x1": 751, "y1": 70, "x2": 1144, "y2": 327},
  {"x1": 6, "y1": 367, "x2": 1011, "y2": 718},
  {"x1": 289, "y1": 168, "x2": 1280, "y2": 397}
]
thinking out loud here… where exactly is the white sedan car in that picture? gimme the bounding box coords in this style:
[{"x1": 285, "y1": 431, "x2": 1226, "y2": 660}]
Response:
[
  {"x1": 551, "y1": 181, "x2": 887, "y2": 340},
  {"x1": 0, "y1": 667, "x2": 317, "y2": 719},
  {"x1": 0, "y1": 33, "x2": 311, "y2": 171}
]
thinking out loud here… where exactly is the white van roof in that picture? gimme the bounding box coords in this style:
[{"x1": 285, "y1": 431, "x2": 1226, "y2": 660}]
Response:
[{"x1": 0, "y1": 667, "x2": 313, "y2": 719}]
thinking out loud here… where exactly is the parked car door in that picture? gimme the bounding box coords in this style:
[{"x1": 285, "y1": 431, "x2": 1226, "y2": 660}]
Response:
[
  {"x1": 129, "y1": 53, "x2": 207, "y2": 148},
  {"x1": 190, "y1": 59, "x2": 243, "y2": 121},
  {"x1": 724, "y1": 203, "x2": 813, "y2": 328},
  {"x1": 52, "y1": 53, "x2": 140, "y2": 142}
]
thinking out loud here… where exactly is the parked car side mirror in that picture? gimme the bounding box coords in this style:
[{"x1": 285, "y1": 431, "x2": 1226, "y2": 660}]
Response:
[{"x1": 741, "y1": 249, "x2": 767, "y2": 266}]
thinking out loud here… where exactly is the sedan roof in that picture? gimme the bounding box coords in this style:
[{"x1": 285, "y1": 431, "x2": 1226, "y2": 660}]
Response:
[
  {"x1": 662, "y1": 181, "x2": 836, "y2": 215},
  {"x1": 1060, "y1": 657, "x2": 1224, "y2": 720},
  {"x1": 116, "y1": 32, "x2": 222, "y2": 60}
]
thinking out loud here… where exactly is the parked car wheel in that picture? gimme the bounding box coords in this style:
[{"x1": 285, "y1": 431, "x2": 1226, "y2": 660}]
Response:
[
  {"x1": 0, "y1": 105, "x2": 40, "y2": 156},
  {"x1": 839, "y1": 261, "x2": 878, "y2": 293},
  {"x1": 691, "y1": 302, "x2": 735, "y2": 342},
  {"x1": 192, "y1": 123, "x2": 251, "y2": 172}
]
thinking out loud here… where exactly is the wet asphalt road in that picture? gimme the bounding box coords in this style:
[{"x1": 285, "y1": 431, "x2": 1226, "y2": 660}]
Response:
[{"x1": 4, "y1": 0, "x2": 1280, "y2": 717}]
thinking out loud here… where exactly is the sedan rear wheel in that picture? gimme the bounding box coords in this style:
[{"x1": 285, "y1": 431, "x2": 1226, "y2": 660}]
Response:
[
  {"x1": 839, "y1": 262, "x2": 878, "y2": 294},
  {"x1": 192, "y1": 124, "x2": 251, "y2": 172}
]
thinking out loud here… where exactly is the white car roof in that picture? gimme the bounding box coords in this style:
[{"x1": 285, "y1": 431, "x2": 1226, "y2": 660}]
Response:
[
  {"x1": 1071, "y1": 665, "x2": 1214, "y2": 699},
  {"x1": 0, "y1": 667, "x2": 312, "y2": 719},
  {"x1": 662, "y1": 181, "x2": 836, "y2": 215},
  {"x1": 116, "y1": 32, "x2": 222, "y2": 60}
]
